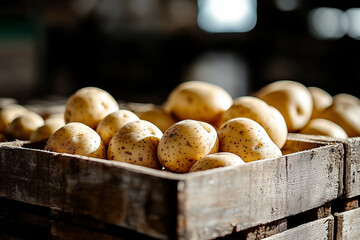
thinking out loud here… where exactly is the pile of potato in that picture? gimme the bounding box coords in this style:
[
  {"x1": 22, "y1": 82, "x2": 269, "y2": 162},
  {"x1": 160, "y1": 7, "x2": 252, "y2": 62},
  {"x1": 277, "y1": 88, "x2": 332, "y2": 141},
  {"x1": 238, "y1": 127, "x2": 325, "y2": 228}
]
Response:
[{"x1": 0, "y1": 80, "x2": 359, "y2": 173}]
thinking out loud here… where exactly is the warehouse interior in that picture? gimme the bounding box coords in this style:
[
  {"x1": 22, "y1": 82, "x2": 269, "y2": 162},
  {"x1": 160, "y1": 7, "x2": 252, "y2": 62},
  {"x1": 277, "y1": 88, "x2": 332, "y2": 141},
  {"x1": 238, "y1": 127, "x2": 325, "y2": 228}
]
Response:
[{"x1": 1, "y1": 0, "x2": 360, "y2": 104}]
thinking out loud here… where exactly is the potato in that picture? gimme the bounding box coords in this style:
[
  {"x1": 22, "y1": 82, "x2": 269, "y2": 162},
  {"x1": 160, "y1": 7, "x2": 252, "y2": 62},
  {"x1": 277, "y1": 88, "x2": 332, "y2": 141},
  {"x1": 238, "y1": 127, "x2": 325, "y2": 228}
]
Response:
[
  {"x1": 96, "y1": 109, "x2": 140, "y2": 146},
  {"x1": 30, "y1": 118, "x2": 65, "y2": 142},
  {"x1": 332, "y1": 93, "x2": 360, "y2": 107},
  {"x1": 217, "y1": 117, "x2": 282, "y2": 162},
  {"x1": 255, "y1": 80, "x2": 313, "y2": 132},
  {"x1": 65, "y1": 87, "x2": 119, "y2": 129},
  {"x1": 220, "y1": 96, "x2": 287, "y2": 149},
  {"x1": 163, "y1": 81, "x2": 233, "y2": 127},
  {"x1": 45, "y1": 112, "x2": 65, "y2": 121},
  {"x1": 135, "y1": 106, "x2": 176, "y2": 133},
  {"x1": 308, "y1": 86, "x2": 333, "y2": 119},
  {"x1": 0, "y1": 104, "x2": 28, "y2": 133},
  {"x1": 157, "y1": 119, "x2": 219, "y2": 173},
  {"x1": 189, "y1": 152, "x2": 245, "y2": 172},
  {"x1": 7, "y1": 111, "x2": 45, "y2": 140},
  {"x1": 318, "y1": 103, "x2": 360, "y2": 137},
  {"x1": 299, "y1": 118, "x2": 348, "y2": 138},
  {"x1": 107, "y1": 120, "x2": 163, "y2": 169},
  {"x1": 44, "y1": 122, "x2": 106, "y2": 159}
]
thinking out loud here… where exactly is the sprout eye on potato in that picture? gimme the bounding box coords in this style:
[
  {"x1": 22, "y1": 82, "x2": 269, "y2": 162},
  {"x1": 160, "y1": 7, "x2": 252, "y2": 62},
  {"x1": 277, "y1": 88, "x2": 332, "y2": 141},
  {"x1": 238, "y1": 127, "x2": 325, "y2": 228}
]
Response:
[
  {"x1": 64, "y1": 87, "x2": 119, "y2": 129},
  {"x1": 107, "y1": 120, "x2": 163, "y2": 169},
  {"x1": 157, "y1": 119, "x2": 219, "y2": 173},
  {"x1": 217, "y1": 117, "x2": 282, "y2": 162},
  {"x1": 44, "y1": 122, "x2": 106, "y2": 159}
]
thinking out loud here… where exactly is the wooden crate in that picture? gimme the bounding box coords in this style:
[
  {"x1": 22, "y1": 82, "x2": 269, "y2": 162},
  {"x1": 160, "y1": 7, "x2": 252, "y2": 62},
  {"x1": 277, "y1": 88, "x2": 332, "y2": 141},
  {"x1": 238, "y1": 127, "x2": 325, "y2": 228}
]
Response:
[
  {"x1": 0, "y1": 197, "x2": 333, "y2": 240},
  {"x1": 331, "y1": 195, "x2": 360, "y2": 240},
  {"x1": 0, "y1": 137, "x2": 344, "y2": 240},
  {"x1": 334, "y1": 204, "x2": 360, "y2": 240},
  {"x1": 288, "y1": 133, "x2": 360, "y2": 199},
  {"x1": 262, "y1": 216, "x2": 334, "y2": 240}
]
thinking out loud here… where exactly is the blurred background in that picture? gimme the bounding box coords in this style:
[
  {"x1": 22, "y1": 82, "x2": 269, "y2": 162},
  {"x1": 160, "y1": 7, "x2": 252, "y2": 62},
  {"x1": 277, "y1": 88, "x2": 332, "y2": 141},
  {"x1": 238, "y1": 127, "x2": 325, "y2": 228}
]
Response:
[{"x1": 1, "y1": 0, "x2": 360, "y2": 104}]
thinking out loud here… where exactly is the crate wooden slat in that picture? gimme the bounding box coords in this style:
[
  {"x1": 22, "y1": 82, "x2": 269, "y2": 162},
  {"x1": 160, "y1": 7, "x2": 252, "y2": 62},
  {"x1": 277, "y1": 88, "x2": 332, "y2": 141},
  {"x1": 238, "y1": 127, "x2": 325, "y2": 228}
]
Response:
[
  {"x1": 0, "y1": 138, "x2": 344, "y2": 240},
  {"x1": 288, "y1": 133, "x2": 360, "y2": 198},
  {"x1": 334, "y1": 206, "x2": 360, "y2": 240},
  {"x1": 262, "y1": 216, "x2": 334, "y2": 240}
]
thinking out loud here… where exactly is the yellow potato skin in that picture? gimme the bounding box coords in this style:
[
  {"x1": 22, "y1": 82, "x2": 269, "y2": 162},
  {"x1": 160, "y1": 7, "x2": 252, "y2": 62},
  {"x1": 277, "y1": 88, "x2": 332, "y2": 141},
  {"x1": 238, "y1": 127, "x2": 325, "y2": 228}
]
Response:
[
  {"x1": 135, "y1": 107, "x2": 176, "y2": 133},
  {"x1": 44, "y1": 122, "x2": 106, "y2": 159},
  {"x1": 163, "y1": 81, "x2": 233, "y2": 127},
  {"x1": 0, "y1": 104, "x2": 28, "y2": 133},
  {"x1": 30, "y1": 118, "x2": 65, "y2": 142},
  {"x1": 217, "y1": 117, "x2": 282, "y2": 162},
  {"x1": 256, "y1": 80, "x2": 313, "y2": 132},
  {"x1": 189, "y1": 152, "x2": 245, "y2": 172},
  {"x1": 157, "y1": 119, "x2": 219, "y2": 173},
  {"x1": 333, "y1": 93, "x2": 360, "y2": 107},
  {"x1": 65, "y1": 87, "x2": 119, "y2": 129},
  {"x1": 318, "y1": 103, "x2": 360, "y2": 137},
  {"x1": 107, "y1": 120, "x2": 163, "y2": 169},
  {"x1": 220, "y1": 96, "x2": 287, "y2": 149},
  {"x1": 7, "y1": 111, "x2": 45, "y2": 140},
  {"x1": 308, "y1": 87, "x2": 333, "y2": 119},
  {"x1": 299, "y1": 118, "x2": 348, "y2": 138},
  {"x1": 96, "y1": 109, "x2": 140, "y2": 146}
]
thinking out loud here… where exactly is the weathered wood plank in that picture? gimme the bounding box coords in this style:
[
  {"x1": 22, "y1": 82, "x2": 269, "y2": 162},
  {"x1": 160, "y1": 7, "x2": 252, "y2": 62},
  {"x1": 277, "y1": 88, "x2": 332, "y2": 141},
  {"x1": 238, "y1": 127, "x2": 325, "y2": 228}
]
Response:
[
  {"x1": 0, "y1": 143, "x2": 179, "y2": 240},
  {"x1": 289, "y1": 133, "x2": 360, "y2": 198},
  {"x1": 263, "y1": 216, "x2": 334, "y2": 240},
  {"x1": 0, "y1": 139, "x2": 344, "y2": 240},
  {"x1": 179, "y1": 141, "x2": 343, "y2": 239},
  {"x1": 335, "y1": 207, "x2": 360, "y2": 240}
]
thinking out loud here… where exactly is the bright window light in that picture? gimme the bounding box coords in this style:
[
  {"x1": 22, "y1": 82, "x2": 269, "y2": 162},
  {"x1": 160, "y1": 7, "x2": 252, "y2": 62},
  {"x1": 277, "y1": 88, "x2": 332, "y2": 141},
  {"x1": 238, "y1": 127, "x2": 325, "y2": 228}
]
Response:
[
  {"x1": 309, "y1": 8, "x2": 348, "y2": 40},
  {"x1": 197, "y1": 0, "x2": 257, "y2": 33},
  {"x1": 345, "y1": 8, "x2": 360, "y2": 40}
]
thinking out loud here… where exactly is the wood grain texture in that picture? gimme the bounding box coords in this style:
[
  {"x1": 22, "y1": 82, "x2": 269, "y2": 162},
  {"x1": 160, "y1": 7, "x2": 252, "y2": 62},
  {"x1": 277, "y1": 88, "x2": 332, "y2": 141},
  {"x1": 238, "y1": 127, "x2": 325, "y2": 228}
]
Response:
[
  {"x1": 335, "y1": 207, "x2": 360, "y2": 240},
  {"x1": 263, "y1": 216, "x2": 334, "y2": 240},
  {"x1": 288, "y1": 133, "x2": 360, "y2": 198},
  {"x1": 178, "y1": 141, "x2": 343, "y2": 239},
  {"x1": 0, "y1": 139, "x2": 344, "y2": 240},
  {"x1": 0, "y1": 142, "x2": 179, "y2": 240}
]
